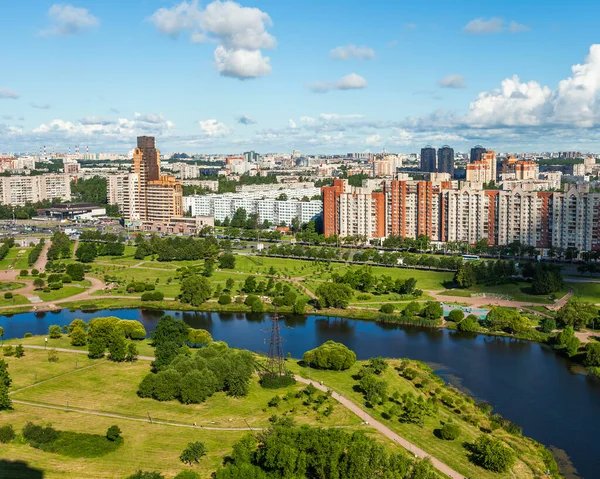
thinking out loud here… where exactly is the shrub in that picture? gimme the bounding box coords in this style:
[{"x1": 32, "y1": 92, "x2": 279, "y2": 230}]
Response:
[
  {"x1": 48, "y1": 349, "x2": 59, "y2": 362},
  {"x1": 61, "y1": 274, "x2": 72, "y2": 283},
  {"x1": 218, "y1": 294, "x2": 232, "y2": 305},
  {"x1": 3, "y1": 345, "x2": 15, "y2": 356},
  {"x1": 251, "y1": 299, "x2": 265, "y2": 313},
  {"x1": 3, "y1": 292, "x2": 12, "y2": 300},
  {"x1": 448, "y1": 309, "x2": 465, "y2": 322},
  {"x1": 303, "y1": 341, "x2": 356, "y2": 370},
  {"x1": 49, "y1": 282, "x2": 63, "y2": 290},
  {"x1": 22, "y1": 422, "x2": 59, "y2": 447},
  {"x1": 31, "y1": 269, "x2": 39, "y2": 276},
  {"x1": 48, "y1": 325, "x2": 62, "y2": 339},
  {"x1": 469, "y1": 435, "x2": 516, "y2": 472},
  {"x1": 268, "y1": 396, "x2": 282, "y2": 407},
  {"x1": 379, "y1": 303, "x2": 395, "y2": 314},
  {"x1": 24, "y1": 332, "x2": 32, "y2": 338},
  {"x1": 126, "y1": 472, "x2": 165, "y2": 479},
  {"x1": 174, "y1": 471, "x2": 200, "y2": 479},
  {"x1": 15, "y1": 344, "x2": 24, "y2": 358},
  {"x1": 70, "y1": 327, "x2": 87, "y2": 347},
  {"x1": 106, "y1": 425, "x2": 122, "y2": 442},
  {"x1": 20, "y1": 270, "x2": 28, "y2": 277},
  {"x1": 141, "y1": 292, "x2": 154, "y2": 301},
  {"x1": 458, "y1": 314, "x2": 480, "y2": 332},
  {"x1": 438, "y1": 422, "x2": 460, "y2": 440},
  {"x1": 540, "y1": 317, "x2": 557, "y2": 334},
  {"x1": 180, "y1": 442, "x2": 207, "y2": 465},
  {"x1": 245, "y1": 294, "x2": 260, "y2": 307},
  {"x1": 0, "y1": 424, "x2": 15, "y2": 443}
]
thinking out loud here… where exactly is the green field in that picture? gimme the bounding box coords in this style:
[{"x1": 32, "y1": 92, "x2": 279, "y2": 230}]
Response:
[
  {"x1": 566, "y1": 281, "x2": 600, "y2": 303},
  {"x1": 36, "y1": 285, "x2": 88, "y2": 302},
  {"x1": 0, "y1": 294, "x2": 30, "y2": 307},
  {"x1": 440, "y1": 282, "x2": 568, "y2": 304},
  {"x1": 0, "y1": 247, "x2": 31, "y2": 270}
]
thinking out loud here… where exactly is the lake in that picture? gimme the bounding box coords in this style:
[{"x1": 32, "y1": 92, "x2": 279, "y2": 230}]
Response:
[{"x1": 0, "y1": 308, "x2": 598, "y2": 478}]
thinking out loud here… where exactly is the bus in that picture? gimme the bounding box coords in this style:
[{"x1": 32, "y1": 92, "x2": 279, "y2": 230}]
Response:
[{"x1": 462, "y1": 254, "x2": 480, "y2": 262}]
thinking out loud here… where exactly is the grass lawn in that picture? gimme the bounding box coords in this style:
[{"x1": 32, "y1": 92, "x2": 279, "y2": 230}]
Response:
[
  {"x1": 441, "y1": 282, "x2": 567, "y2": 304},
  {"x1": 0, "y1": 248, "x2": 30, "y2": 270},
  {"x1": 288, "y1": 360, "x2": 553, "y2": 479},
  {"x1": 37, "y1": 285, "x2": 88, "y2": 302},
  {"x1": 0, "y1": 405, "x2": 244, "y2": 479},
  {"x1": 566, "y1": 281, "x2": 600, "y2": 303},
  {"x1": 0, "y1": 294, "x2": 30, "y2": 307},
  {"x1": 0, "y1": 282, "x2": 25, "y2": 291},
  {"x1": 11, "y1": 355, "x2": 358, "y2": 430}
]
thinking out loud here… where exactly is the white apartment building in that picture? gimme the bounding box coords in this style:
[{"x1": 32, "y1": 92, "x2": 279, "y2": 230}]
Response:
[{"x1": 0, "y1": 174, "x2": 71, "y2": 205}]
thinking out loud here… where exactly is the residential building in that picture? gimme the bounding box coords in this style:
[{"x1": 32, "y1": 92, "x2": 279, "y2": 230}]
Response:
[
  {"x1": 420, "y1": 146, "x2": 437, "y2": 172},
  {"x1": 0, "y1": 174, "x2": 71, "y2": 205},
  {"x1": 470, "y1": 145, "x2": 487, "y2": 162},
  {"x1": 437, "y1": 146, "x2": 454, "y2": 176}
]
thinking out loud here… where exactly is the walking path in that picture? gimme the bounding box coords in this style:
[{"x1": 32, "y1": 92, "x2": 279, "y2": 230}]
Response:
[
  {"x1": 17, "y1": 344, "x2": 463, "y2": 478},
  {"x1": 294, "y1": 376, "x2": 464, "y2": 479}
]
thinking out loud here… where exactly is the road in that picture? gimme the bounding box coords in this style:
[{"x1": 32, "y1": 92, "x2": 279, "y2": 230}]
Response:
[{"x1": 18, "y1": 345, "x2": 464, "y2": 478}]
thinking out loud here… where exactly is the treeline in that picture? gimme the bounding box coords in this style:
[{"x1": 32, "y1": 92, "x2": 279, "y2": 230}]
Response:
[
  {"x1": 0, "y1": 200, "x2": 56, "y2": 220},
  {"x1": 331, "y1": 265, "x2": 421, "y2": 296},
  {"x1": 47, "y1": 232, "x2": 71, "y2": 261},
  {"x1": 135, "y1": 235, "x2": 219, "y2": 262},
  {"x1": 0, "y1": 237, "x2": 14, "y2": 261},
  {"x1": 70, "y1": 176, "x2": 108, "y2": 204},
  {"x1": 27, "y1": 240, "x2": 45, "y2": 266},
  {"x1": 80, "y1": 230, "x2": 125, "y2": 243}
]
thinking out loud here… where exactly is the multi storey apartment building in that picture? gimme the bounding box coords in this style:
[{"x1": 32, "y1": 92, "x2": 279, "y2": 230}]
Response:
[
  {"x1": 323, "y1": 179, "x2": 600, "y2": 251},
  {"x1": 0, "y1": 174, "x2": 71, "y2": 205}
]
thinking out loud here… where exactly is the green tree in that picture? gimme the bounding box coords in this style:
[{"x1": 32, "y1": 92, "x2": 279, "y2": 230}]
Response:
[
  {"x1": 448, "y1": 309, "x2": 465, "y2": 322},
  {"x1": 188, "y1": 328, "x2": 213, "y2": 347},
  {"x1": 47, "y1": 349, "x2": 59, "y2": 362},
  {"x1": 584, "y1": 342, "x2": 600, "y2": 367},
  {"x1": 315, "y1": 283, "x2": 354, "y2": 309},
  {"x1": 66, "y1": 263, "x2": 85, "y2": 281},
  {"x1": 225, "y1": 278, "x2": 235, "y2": 292},
  {"x1": 180, "y1": 441, "x2": 207, "y2": 465},
  {"x1": 70, "y1": 326, "x2": 87, "y2": 347},
  {"x1": 540, "y1": 317, "x2": 557, "y2": 334},
  {"x1": 458, "y1": 314, "x2": 480, "y2": 332},
  {"x1": 359, "y1": 373, "x2": 388, "y2": 405},
  {"x1": 438, "y1": 422, "x2": 460, "y2": 440},
  {"x1": 107, "y1": 329, "x2": 127, "y2": 362},
  {"x1": 75, "y1": 242, "x2": 97, "y2": 263},
  {"x1": 243, "y1": 276, "x2": 257, "y2": 293},
  {"x1": 454, "y1": 263, "x2": 475, "y2": 288},
  {"x1": 380, "y1": 303, "x2": 395, "y2": 314},
  {"x1": 556, "y1": 298, "x2": 598, "y2": 329},
  {"x1": 554, "y1": 326, "x2": 581, "y2": 357},
  {"x1": 0, "y1": 383, "x2": 12, "y2": 410},
  {"x1": 219, "y1": 253, "x2": 236, "y2": 269},
  {"x1": 48, "y1": 325, "x2": 62, "y2": 339},
  {"x1": 218, "y1": 294, "x2": 232, "y2": 305},
  {"x1": 33, "y1": 278, "x2": 45, "y2": 289},
  {"x1": 15, "y1": 344, "x2": 24, "y2": 358},
  {"x1": 292, "y1": 297, "x2": 307, "y2": 314},
  {"x1": 302, "y1": 341, "x2": 356, "y2": 370},
  {"x1": 126, "y1": 342, "x2": 139, "y2": 362},
  {"x1": 180, "y1": 275, "x2": 213, "y2": 306},
  {"x1": 421, "y1": 302, "x2": 443, "y2": 320},
  {"x1": 106, "y1": 425, "x2": 122, "y2": 442},
  {"x1": 469, "y1": 435, "x2": 516, "y2": 472},
  {"x1": 0, "y1": 359, "x2": 11, "y2": 387}
]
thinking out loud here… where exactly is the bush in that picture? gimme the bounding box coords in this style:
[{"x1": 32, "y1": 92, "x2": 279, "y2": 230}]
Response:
[
  {"x1": 303, "y1": 341, "x2": 356, "y2": 370},
  {"x1": 15, "y1": 344, "x2": 24, "y2": 358},
  {"x1": 540, "y1": 317, "x2": 557, "y2": 334},
  {"x1": 458, "y1": 314, "x2": 480, "y2": 332},
  {"x1": 251, "y1": 299, "x2": 265, "y2": 313},
  {"x1": 119, "y1": 320, "x2": 147, "y2": 340},
  {"x1": 3, "y1": 346, "x2": 14, "y2": 356},
  {"x1": 24, "y1": 332, "x2": 32, "y2": 338},
  {"x1": 379, "y1": 303, "x2": 395, "y2": 314},
  {"x1": 448, "y1": 309, "x2": 465, "y2": 322},
  {"x1": 174, "y1": 471, "x2": 200, "y2": 479},
  {"x1": 31, "y1": 269, "x2": 39, "y2": 276},
  {"x1": 0, "y1": 424, "x2": 15, "y2": 443},
  {"x1": 20, "y1": 270, "x2": 29, "y2": 277},
  {"x1": 180, "y1": 442, "x2": 207, "y2": 465},
  {"x1": 438, "y1": 422, "x2": 460, "y2": 440},
  {"x1": 49, "y1": 282, "x2": 63, "y2": 290},
  {"x1": 70, "y1": 327, "x2": 87, "y2": 347},
  {"x1": 218, "y1": 294, "x2": 232, "y2": 305},
  {"x1": 61, "y1": 274, "x2": 72, "y2": 283},
  {"x1": 22, "y1": 422, "x2": 59, "y2": 447},
  {"x1": 48, "y1": 349, "x2": 59, "y2": 363},
  {"x1": 48, "y1": 325, "x2": 62, "y2": 339},
  {"x1": 126, "y1": 472, "x2": 165, "y2": 479},
  {"x1": 3, "y1": 292, "x2": 12, "y2": 300},
  {"x1": 106, "y1": 425, "x2": 122, "y2": 442},
  {"x1": 469, "y1": 435, "x2": 516, "y2": 472}
]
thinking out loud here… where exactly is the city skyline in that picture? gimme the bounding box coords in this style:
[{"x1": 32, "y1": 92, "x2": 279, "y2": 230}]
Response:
[{"x1": 2, "y1": 1, "x2": 600, "y2": 152}]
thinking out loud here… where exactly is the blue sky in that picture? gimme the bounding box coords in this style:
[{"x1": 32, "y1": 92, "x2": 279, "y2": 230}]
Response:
[{"x1": 1, "y1": 0, "x2": 600, "y2": 154}]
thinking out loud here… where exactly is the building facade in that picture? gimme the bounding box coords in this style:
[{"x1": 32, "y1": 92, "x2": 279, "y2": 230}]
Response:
[
  {"x1": 0, "y1": 174, "x2": 71, "y2": 205},
  {"x1": 420, "y1": 146, "x2": 437, "y2": 172},
  {"x1": 437, "y1": 146, "x2": 454, "y2": 176}
]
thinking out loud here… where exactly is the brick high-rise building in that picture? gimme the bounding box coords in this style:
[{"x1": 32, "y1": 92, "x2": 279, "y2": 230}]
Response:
[{"x1": 122, "y1": 137, "x2": 183, "y2": 222}]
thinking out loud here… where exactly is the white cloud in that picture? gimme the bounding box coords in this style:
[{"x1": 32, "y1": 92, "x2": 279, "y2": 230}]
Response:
[
  {"x1": 463, "y1": 17, "x2": 504, "y2": 34},
  {"x1": 31, "y1": 102, "x2": 51, "y2": 110},
  {"x1": 214, "y1": 45, "x2": 271, "y2": 78},
  {"x1": 365, "y1": 134, "x2": 382, "y2": 146},
  {"x1": 0, "y1": 88, "x2": 19, "y2": 99},
  {"x1": 199, "y1": 119, "x2": 231, "y2": 136},
  {"x1": 289, "y1": 119, "x2": 297, "y2": 129},
  {"x1": 463, "y1": 17, "x2": 529, "y2": 35},
  {"x1": 40, "y1": 4, "x2": 99, "y2": 36},
  {"x1": 319, "y1": 113, "x2": 365, "y2": 121},
  {"x1": 335, "y1": 73, "x2": 368, "y2": 90},
  {"x1": 150, "y1": 1, "x2": 276, "y2": 79},
  {"x1": 509, "y1": 21, "x2": 529, "y2": 34},
  {"x1": 300, "y1": 116, "x2": 316, "y2": 124},
  {"x1": 330, "y1": 45, "x2": 375, "y2": 60},
  {"x1": 237, "y1": 114, "x2": 256, "y2": 125},
  {"x1": 439, "y1": 74, "x2": 467, "y2": 89}
]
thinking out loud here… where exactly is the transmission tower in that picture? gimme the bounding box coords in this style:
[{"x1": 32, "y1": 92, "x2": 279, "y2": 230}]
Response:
[{"x1": 265, "y1": 310, "x2": 285, "y2": 377}]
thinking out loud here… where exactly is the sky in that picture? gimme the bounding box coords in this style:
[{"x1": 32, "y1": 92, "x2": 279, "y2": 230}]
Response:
[{"x1": 2, "y1": 0, "x2": 600, "y2": 154}]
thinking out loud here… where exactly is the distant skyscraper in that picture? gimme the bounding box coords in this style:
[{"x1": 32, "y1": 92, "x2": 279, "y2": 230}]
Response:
[
  {"x1": 420, "y1": 146, "x2": 437, "y2": 172},
  {"x1": 437, "y1": 146, "x2": 454, "y2": 176},
  {"x1": 470, "y1": 145, "x2": 487, "y2": 163}
]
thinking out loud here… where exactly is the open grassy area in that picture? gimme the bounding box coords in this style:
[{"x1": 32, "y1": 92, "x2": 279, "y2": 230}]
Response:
[
  {"x1": 36, "y1": 285, "x2": 88, "y2": 302},
  {"x1": 0, "y1": 247, "x2": 31, "y2": 270},
  {"x1": 0, "y1": 294, "x2": 30, "y2": 307},
  {"x1": 566, "y1": 281, "x2": 600, "y2": 303},
  {"x1": 288, "y1": 359, "x2": 555, "y2": 479}
]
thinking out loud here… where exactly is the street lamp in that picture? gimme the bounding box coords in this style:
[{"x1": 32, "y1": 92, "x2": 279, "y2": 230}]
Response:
[{"x1": 44, "y1": 337, "x2": 48, "y2": 349}]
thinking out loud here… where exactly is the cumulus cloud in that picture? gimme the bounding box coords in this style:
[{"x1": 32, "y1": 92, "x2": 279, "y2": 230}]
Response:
[
  {"x1": 0, "y1": 88, "x2": 19, "y2": 99},
  {"x1": 40, "y1": 4, "x2": 99, "y2": 36},
  {"x1": 439, "y1": 74, "x2": 467, "y2": 89},
  {"x1": 463, "y1": 17, "x2": 529, "y2": 35},
  {"x1": 330, "y1": 45, "x2": 375, "y2": 60},
  {"x1": 365, "y1": 134, "x2": 382, "y2": 146},
  {"x1": 289, "y1": 119, "x2": 297, "y2": 129},
  {"x1": 300, "y1": 116, "x2": 316, "y2": 124},
  {"x1": 237, "y1": 114, "x2": 256, "y2": 125},
  {"x1": 199, "y1": 119, "x2": 231, "y2": 136},
  {"x1": 308, "y1": 73, "x2": 367, "y2": 93},
  {"x1": 319, "y1": 113, "x2": 365, "y2": 121},
  {"x1": 79, "y1": 116, "x2": 116, "y2": 126},
  {"x1": 150, "y1": 1, "x2": 276, "y2": 79}
]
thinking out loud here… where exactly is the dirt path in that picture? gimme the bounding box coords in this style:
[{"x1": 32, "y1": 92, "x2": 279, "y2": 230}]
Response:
[
  {"x1": 33, "y1": 241, "x2": 50, "y2": 272},
  {"x1": 294, "y1": 376, "x2": 465, "y2": 479},
  {"x1": 72, "y1": 239, "x2": 79, "y2": 259},
  {"x1": 20, "y1": 344, "x2": 155, "y2": 361}
]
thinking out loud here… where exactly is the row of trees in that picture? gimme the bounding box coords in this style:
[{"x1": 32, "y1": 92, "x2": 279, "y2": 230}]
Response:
[
  {"x1": 27, "y1": 240, "x2": 45, "y2": 266},
  {"x1": 135, "y1": 235, "x2": 219, "y2": 262},
  {"x1": 331, "y1": 265, "x2": 420, "y2": 296},
  {"x1": 47, "y1": 232, "x2": 71, "y2": 261},
  {"x1": 0, "y1": 237, "x2": 14, "y2": 262}
]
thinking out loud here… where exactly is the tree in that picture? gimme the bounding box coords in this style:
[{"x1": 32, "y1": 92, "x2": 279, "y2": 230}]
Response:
[
  {"x1": 219, "y1": 253, "x2": 236, "y2": 269},
  {"x1": 107, "y1": 329, "x2": 128, "y2": 362},
  {"x1": 469, "y1": 435, "x2": 516, "y2": 472},
  {"x1": 48, "y1": 325, "x2": 62, "y2": 339},
  {"x1": 243, "y1": 276, "x2": 257, "y2": 293},
  {"x1": 106, "y1": 425, "x2": 122, "y2": 442},
  {"x1": 0, "y1": 383, "x2": 11, "y2": 410},
  {"x1": 315, "y1": 283, "x2": 354, "y2": 309},
  {"x1": 448, "y1": 309, "x2": 465, "y2": 322},
  {"x1": 292, "y1": 297, "x2": 307, "y2": 315},
  {"x1": 66, "y1": 263, "x2": 85, "y2": 281},
  {"x1": 360, "y1": 373, "x2": 388, "y2": 405},
  {"x1": 380, "y1": 303, "x2": 395, "y2": 314},
  {"x1": 302, "y1": 341, "x2": 356, "y2": 370},
  {"x1": 126, "y1": 342, "x2": 139, "y2": 362},
  {"x1": 188, "y1": 328, "x2": 213, "y2": 347},
  {"x1": 485, "y1": 307, "x2": 528, "y2": 333},
  {"x1": 218, "y1": 294, "x2": 232, "y2": 305},
  {"x1": 202, "y1": 258, "x2": 215, "y2": 277},
  {"x1": 250, "y1": 299, "x2": 265, "y2": 313},
  {"x1": 15, "y1": 344, "x2": 24, "y2": 358},
  {"x1": 458, "y1": 314, "x2": 480, "y2": 332},
  {"x1": 33, "y1": 278, "x2": 45, "y2": 290},
  {"x1": 180, "y1": 275, "x2": 213, "y2": 306},
  {"x1": 47, "y1": 349, "x2": 59, "y2": 362},
  {"x1": 532, "y1": 267, "x2": 564, "y2": 295},
  {"x1": 70, "y1": 326, "x2": 87, "y2": 346},
  {"x1": 454, "y1": 264, "x2": 475, "y2": 288},
  {"x1": 584, "y1": 342, "x2": 600, "y2": 367},
  {"x1": 438, "y1": 422, "x2": 460, "y2": 440},
  {"x1": 225, "y1": 278, "x2": 235, "y2": 292},
  {"x1": 540, "y1": 318, "x2": 557, "y2": 334},
  {"x1": 75, "y1": 242, "x2": 97, "y2": 263},
  {"x1": 556, "y1": 298, "x2": 598, "y2": 329},
  {"x1": 554, "y1": 326, "x2": 581, "y2": 357},
  {"x1": 180, "y1": 441, "x2": 207, "y2": 465},
  {"x1": 421, "y1": 302, "x2": 443, "y2": 321},
  {"x1": 0, "y1": 326, "x2": 3, "y2": 345},
  {"x1": 0, "y1": 359, "x2": 11, "y2": 388}
]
